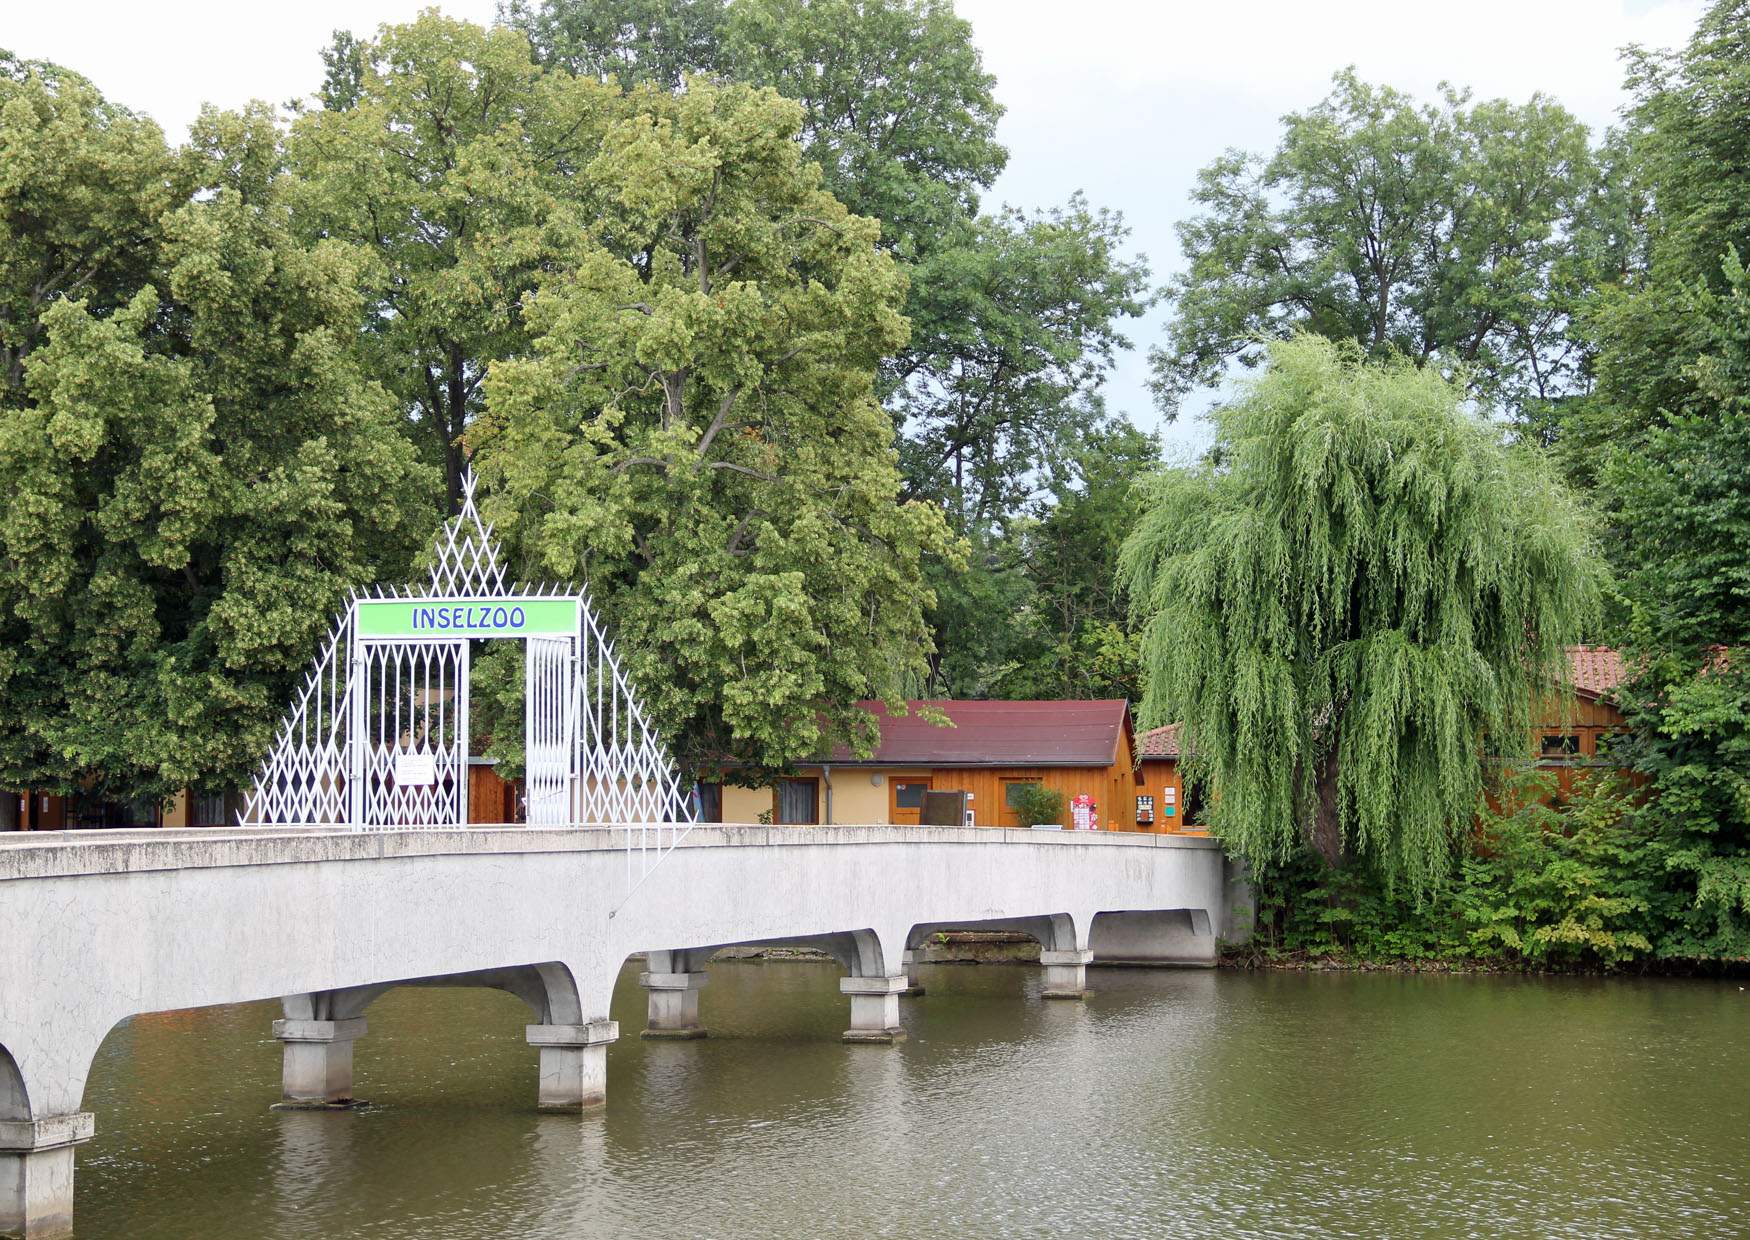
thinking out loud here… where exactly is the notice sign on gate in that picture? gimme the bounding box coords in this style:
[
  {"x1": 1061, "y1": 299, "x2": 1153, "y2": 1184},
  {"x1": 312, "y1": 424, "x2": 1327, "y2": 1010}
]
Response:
[
  {"x1": 394, "y1": 751, "x2": 436, "y2": 787},
  {"x1": 355, "y1": 596, "x2": 580, "y2": 640}
]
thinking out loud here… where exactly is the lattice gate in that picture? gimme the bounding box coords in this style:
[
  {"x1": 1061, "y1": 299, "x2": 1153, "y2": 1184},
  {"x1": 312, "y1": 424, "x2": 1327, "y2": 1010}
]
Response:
[{"x1": 242, "y1": 471, "x2": 693, "y2": 871}]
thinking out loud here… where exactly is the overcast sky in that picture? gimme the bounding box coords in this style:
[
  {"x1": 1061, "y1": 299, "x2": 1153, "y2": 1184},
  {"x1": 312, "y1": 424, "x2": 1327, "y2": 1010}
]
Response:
[{"x1": 4, "y1": 0, "x2": 1709, "y2": 455}]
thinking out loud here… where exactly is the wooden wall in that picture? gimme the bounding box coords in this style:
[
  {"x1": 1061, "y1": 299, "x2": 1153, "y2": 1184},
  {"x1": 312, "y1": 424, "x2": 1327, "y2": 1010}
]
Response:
[{"x1": 922, "y1": 763, "x2": 1141, "y2": 829}]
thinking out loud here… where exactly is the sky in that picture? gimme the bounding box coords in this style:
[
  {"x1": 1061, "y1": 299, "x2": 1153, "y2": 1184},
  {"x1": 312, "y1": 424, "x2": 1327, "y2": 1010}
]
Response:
[{"x1": 3, "y1": 0, "x2": 1710, "y2": 457}]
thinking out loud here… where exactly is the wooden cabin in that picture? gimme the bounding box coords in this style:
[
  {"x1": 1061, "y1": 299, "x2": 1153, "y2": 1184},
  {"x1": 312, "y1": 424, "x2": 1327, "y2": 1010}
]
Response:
[
  {"x1": 1135, "y1": 724, "x2": 1207, "y2": 834},
  {"x1": 710, "y1": 700, "x2": 1147, "y2": 829},
  {"x1": 1531, "y1": 645, "x2": 1630, "y2": 795}
]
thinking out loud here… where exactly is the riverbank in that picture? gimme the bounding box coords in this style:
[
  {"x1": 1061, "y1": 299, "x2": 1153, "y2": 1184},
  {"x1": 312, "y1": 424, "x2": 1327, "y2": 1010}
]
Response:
[{"x1": 703, "y1": 934, "x2": 1750, "y2": 978}]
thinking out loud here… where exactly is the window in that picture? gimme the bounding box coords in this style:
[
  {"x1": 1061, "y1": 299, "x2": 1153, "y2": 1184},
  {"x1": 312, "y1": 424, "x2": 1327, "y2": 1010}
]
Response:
[
  {"x1": 1004, "y1": 781, "x2": 1042, "y2": 810},
  {"x1": 776, "y1": 778, "x2": 819, "y2": 825},
  {"x1": 1540, "y1": 734, "x2": 1581, "y2": 760},
  {"x1": 696, "y1": 782, "x2": 723, "y2": 824},
  {"x1": 894, "y1": 782, "x2": 929, "y2": 809}
]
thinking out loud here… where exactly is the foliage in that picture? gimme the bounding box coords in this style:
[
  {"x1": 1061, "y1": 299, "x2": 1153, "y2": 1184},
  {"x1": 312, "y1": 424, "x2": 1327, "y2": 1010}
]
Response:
[
  {"x1": 927, "y1": 414, "x2": 1156, "y2": 699},
  {"x1": 288, "y1": 13, "x2": 618, "y2": 511},
  {"x1": 1599, "y1": 249, "x2": 1750, "y2": 960},
  {"x1": 1121, "y1": 336, "x2": 1605, "y2": 894},
  {"x1": 468, "y1": 77, "x2": 953, "y2": 778},
  {"x1": 894, "y1": 199, "x2": 1152, "y2": 527},
  {"x1": 505, "y1": 0, "x2": 1151, "y2": 678},
  {"x1": 0, "y1": 84, "x2": 435, "y2": 799},
  {"x1": 502, "y1": 0, "x2": 727, "y2": 91},
  {"x1": 1152, "y1": 69, "x2": 1605, "y2": 424},
  {"x1": 1585, "y1": 2, "x2": 1750, "y2": 430},
  {"x1": 1249, "y1": 772, "x2": 1653, "y2": 969},
  {"x1": 1007, "y1": 783, "x2": 1065, "y2": 830}
]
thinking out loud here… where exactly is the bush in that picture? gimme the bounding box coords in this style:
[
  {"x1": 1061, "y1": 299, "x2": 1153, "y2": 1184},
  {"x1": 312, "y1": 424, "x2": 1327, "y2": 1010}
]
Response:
[
  {"x1": 1009, "y1": 784, "x2": 1066, "y2": 828},
  {"x1": 1246, "y1": 770, "x2": 1653, "y2": 970}
]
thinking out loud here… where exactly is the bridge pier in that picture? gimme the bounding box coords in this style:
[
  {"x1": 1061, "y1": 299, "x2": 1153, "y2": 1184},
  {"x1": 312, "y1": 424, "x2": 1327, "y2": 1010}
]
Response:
[
  {"x1": 840, "y1": 976, "x2": 909, "y2": 1043},
  {"x1": 272, "y1": 1018, "x2": 367, "y2": 1109},
  {"x1": 0, "y1": 1115, "x2": 91, "y2": 1239},
  {"x1": 1040, "y1": 949, "x2": 1094, "y2": 999},
  {"x1": 526, "y1": 1021, "x2": 617, "y2": 1110},
  {"x1": 640, "y1": 972, "x2": 708, "y2": 1039}
]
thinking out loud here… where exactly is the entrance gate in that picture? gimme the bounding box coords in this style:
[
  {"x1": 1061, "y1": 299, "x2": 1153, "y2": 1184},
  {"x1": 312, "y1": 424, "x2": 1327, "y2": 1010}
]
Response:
[{"x1": 242, "y1": 473, "x2": 692, "y2": 862}]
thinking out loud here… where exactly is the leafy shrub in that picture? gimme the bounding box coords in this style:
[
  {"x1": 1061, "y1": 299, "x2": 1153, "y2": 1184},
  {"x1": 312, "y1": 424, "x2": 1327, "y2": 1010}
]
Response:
[
  {"x1": 1009, "y1": 784, "x2": 1066, "y2": 828},
  {"x1": 1247, "y1": 770, "x2": 1653, "y2": 970}
]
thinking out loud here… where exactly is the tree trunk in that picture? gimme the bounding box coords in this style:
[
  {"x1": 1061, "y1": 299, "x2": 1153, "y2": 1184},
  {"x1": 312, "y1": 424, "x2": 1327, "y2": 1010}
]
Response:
[{"x1": 1308, "y1": 743, "x2": 1342, "y2": 867}]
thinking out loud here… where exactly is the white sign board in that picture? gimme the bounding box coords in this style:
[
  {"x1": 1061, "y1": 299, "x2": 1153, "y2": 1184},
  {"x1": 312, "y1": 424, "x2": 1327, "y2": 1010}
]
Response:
[{"x1": 394, "y1": 752, "x2": 436, "y2": 787}]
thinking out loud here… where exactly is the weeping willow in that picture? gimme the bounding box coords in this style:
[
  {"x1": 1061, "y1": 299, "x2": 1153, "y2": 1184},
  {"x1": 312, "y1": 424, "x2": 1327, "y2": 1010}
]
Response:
[{"x1": 1120, "y1": 336, "x2": 1605, "y2": 894}]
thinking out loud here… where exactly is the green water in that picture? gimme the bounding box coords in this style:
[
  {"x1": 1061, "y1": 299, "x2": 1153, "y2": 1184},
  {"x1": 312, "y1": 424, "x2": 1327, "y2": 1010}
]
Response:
[{"x1": 73, "y1": 962, "x2": 1750, "y2": 1238}]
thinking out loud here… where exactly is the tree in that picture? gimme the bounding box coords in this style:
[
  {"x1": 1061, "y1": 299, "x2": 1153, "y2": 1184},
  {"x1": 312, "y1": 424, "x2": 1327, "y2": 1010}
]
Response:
[
  {"x1": 0, "y1": 93, "x2": 435, "y2": 800},
  {"x1": 894, "y1": 199, "x2": 1152, "y2": 527},
  {"x1": 1572, "y1": 2, "x2": 1750, "y2": 478},
  {"x1": 1602, "y1": 250, "x2": 1750, "y2": 959},
  {"x1": 1152, "y1": 70, "x2": 1603, "y2": 424},
  {"x1": 916, "y1": 413, "x2": 1158, "y2": 700},
  {"x1": 507, "y1": 0, "x2": 1151, "y2": 656},
  {"x1": 288, "y1": 13, "x2": 617, "y2": 512},
  {"x1": 502, "y1": 0, "x2": 727, "y2": 91},
  {"x1": 1120, "y1": 336, "x2": 1604, "y2": 893},
  {"x1": 468, "y1": 78, "x2": 952, "y2": 776}
]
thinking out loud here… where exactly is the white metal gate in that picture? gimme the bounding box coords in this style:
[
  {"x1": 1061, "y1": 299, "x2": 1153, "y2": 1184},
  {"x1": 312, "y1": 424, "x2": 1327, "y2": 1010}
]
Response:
[
  {"x1": 244, "y1": 469, "x2": 695, "y2": 895},
  {"x1": 524, "y1": 636, "x2": 577, "y2": 826},
  {"x1": 351, "y1": 639, "x2": 468, "y2": 828}
]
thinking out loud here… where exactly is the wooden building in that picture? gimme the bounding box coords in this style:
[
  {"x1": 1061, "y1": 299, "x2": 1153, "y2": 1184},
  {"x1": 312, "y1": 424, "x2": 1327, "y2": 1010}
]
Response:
[
  {"x1": 1135, "y1": 724, "x2": 1206, "y2": 834},
  {"x1": 713, "y1": 700, "x2": 1150, "y2": 829}
]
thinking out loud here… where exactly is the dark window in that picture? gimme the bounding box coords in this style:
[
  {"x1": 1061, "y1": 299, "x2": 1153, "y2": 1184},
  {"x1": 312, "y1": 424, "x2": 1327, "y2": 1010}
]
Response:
[
  {"x1": 894, "y1": 782, "x2": 929, "y2": 809},
  {"x1": 1540, "y1": 734, "x2": 1581, "y2": 759},
  {"x1": 1004, "y1": 781, "x2": 1041, "y2": 810},
  {"x1": 696, "y1": 782, "x2": 723, "y2": 824},
  {"x1": 777, "y1": 778, "x2": 819, "y2": 825}
]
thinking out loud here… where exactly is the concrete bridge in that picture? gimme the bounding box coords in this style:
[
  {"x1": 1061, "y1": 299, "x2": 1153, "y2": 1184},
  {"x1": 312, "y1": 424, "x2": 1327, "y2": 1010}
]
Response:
[{"x1": 0, "y1": 824, "x2": 1245, "y2": 1236}]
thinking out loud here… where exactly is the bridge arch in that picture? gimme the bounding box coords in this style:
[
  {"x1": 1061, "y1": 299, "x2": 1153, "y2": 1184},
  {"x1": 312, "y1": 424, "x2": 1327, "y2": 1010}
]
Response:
[{"x1": 0, "y1": 1040, "x2": 28, "y2": 1122}]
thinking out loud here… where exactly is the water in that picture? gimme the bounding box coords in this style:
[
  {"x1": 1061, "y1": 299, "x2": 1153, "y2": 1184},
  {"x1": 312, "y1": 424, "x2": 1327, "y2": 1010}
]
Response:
[{"x1": 74, "y1": 962, "x2": 1750, "y2": 1238}]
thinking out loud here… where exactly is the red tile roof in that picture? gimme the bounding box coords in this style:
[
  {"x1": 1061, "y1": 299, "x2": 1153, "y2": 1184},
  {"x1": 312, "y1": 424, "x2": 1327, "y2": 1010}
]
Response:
[
  {"x1": 1139, "y1": 724, "x2": 1181, "y2": 759},
  {"x1": 839, "y1": 700, "x2": 1132, "y2": 767},
  {"x1": 1567, "y1": 646, "x2": 1625, "y2": 701}
]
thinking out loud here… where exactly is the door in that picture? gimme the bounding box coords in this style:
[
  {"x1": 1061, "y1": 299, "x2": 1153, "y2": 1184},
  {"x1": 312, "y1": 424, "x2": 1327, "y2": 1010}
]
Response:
[
  {"x1": 889, "y1": 777, "x2": 932, "y2": 825},
  {"x1": 351, "y1": 639, "x2": 468, "y2": 827},
  {"x1": 524, "y1": 636, "x2": 577, "y2": 826}
]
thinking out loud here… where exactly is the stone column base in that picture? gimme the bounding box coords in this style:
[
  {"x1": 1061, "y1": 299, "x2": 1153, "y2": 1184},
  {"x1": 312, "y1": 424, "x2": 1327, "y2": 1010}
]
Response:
[
  {"x1": 527, "y1": 1020, "x2": 618, "y2": 1111},
  {"x1": 639, "y1": 971, "x2": 708, "y2": 1040},
  {"x1": 840, "y1": 975, "x2": 908, "y2": 1043},
  {"x1": 1040, "y1": 949, "x2": 1094, "y2": 999},
  {"x1": 0, "y1": 1114, "x2": 94, "y2": 1239},
  {"x1": 272, "y1": 1017, "x2": 367, "y2": 1108}
]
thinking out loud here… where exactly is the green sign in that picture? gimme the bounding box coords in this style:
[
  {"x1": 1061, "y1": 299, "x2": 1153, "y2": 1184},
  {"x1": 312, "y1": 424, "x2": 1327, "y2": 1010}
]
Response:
[{"x1": 355, "y1": 596, "x2": 580, "y2": 640}]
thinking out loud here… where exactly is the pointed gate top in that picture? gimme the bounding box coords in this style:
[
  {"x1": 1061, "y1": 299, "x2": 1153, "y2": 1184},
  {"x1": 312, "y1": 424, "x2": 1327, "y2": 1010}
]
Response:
[{"x1": 429, "y1": 468, "x2": 507, "y2": 596}]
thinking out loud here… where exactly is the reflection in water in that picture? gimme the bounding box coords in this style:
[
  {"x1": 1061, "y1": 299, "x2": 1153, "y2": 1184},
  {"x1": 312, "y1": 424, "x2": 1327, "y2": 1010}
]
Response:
[{"x1": 74, "y1": 962, "x2": 1750, "y2": 1239}]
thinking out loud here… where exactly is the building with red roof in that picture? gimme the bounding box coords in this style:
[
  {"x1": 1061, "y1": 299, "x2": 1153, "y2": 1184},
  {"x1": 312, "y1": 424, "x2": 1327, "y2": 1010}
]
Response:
[{"x1": 713, "y1": 699, "x2": 1154, "y2": 830}]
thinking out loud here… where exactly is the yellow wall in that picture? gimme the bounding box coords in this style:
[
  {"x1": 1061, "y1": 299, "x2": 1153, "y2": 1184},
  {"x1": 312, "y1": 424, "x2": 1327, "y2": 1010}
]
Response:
[
  {"x1": 722, "y1": 784, "x2": 772, "y2": 823},
  {"x1": 720, "y1": 768, "x2": 894, "y2": 824},
  {"x1": 822, "y1": 769, "x2": 889, "y2": 823}
]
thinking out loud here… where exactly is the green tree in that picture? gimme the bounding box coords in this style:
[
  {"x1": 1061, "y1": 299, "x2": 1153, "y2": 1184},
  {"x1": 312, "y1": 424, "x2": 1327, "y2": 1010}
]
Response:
[
  {"x1": 0, "y1": 92, "x2": 435, "y2": 800},
  {"x1": 507, "y1": 0, "x2": 1152, "y2": 687},
  {"x1": 1603, "y1": 251, "x2": 1750, "y2": 959},
  {"x1": 288, "y1": 13, "x2": 617, "y2": 512},
  {"x1": 980, "y1": 416, "x2": 1157, "y2": 701},
  {"x1": 502, "y1": 0, "x2": 727, "y2": 91},
  {"x1": 1585, "y1": 2, "x2": 1750, "y2": 430},
  {"x1": 1153, "y1": 69, "x2": 1603, "y2": 424},
  {"x1": 1120, "y1": 336, "x2": 1605, "y2": 893},
  {"x1": 469, "y1": 78, "x2": 952, "y2": 776}
]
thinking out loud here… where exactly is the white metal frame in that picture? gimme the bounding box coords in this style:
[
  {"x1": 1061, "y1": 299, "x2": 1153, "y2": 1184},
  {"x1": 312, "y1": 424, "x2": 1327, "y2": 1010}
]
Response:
[{"x1": 242, "y1": 472, "x2": 695, "y2": 871}]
